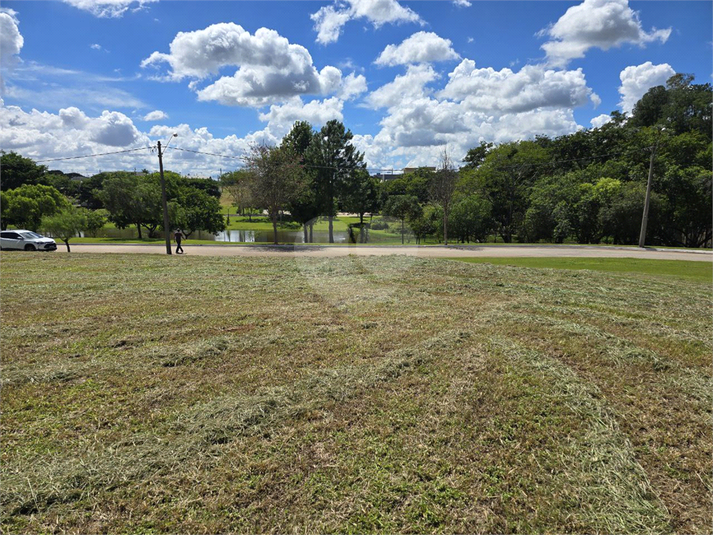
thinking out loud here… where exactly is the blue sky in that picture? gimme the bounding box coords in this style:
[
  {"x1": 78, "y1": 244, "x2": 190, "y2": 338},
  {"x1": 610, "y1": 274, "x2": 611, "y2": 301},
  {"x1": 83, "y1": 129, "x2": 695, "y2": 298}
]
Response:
[{"x1": 0, "y1": 0, "x2": 710, "y2": 176}]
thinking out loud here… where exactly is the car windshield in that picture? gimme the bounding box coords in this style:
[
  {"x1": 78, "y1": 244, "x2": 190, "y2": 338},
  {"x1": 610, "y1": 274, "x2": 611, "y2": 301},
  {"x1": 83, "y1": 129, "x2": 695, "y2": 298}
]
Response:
[{"x1": 19, "y1": 231, "x2": 43, "y2": 239}]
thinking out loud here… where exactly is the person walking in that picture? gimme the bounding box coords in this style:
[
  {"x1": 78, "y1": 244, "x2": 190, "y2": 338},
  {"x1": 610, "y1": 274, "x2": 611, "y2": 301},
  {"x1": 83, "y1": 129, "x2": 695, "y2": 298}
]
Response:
[{"x1": 174, "y1": 229, "x2": 184, "y2": 254}]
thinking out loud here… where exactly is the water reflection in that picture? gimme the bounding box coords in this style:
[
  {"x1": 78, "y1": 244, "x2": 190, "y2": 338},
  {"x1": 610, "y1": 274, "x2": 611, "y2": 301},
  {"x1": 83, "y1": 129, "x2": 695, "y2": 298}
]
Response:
[
  {"x1": 213, "y1": 230, "x2": 348, "y2": 243},
  {"x1": 78, "y1": 227, "x2": 352, "y2": 243}
]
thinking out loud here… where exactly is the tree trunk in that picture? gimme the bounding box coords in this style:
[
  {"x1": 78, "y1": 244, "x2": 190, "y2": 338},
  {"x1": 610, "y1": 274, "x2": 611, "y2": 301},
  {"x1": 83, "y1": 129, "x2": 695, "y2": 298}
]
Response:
[
  {"x1": 136, "y1": 224, "x2": 142, "y2": 240},
  {"x1": 272, "y1": 216, "x2": 278, "y2": 245},
  {"x1": 64, "y1": 239, "x2": 71, "y2": 253},
  {"x1": 328, "y1": 215, "x2": 334, "y2": 243},
  {"x1": 303, "y1": 224, "x2": 308, "y2": 243},
  {"x1": 443, "y1": 211, "x2": 449, "y2": 245},
  {"x1": 309, "y1": 223, "x2": 314, "y2": 243},
  {"x1": 401, "y1": 219, "x2": 405, "y2": 244}
]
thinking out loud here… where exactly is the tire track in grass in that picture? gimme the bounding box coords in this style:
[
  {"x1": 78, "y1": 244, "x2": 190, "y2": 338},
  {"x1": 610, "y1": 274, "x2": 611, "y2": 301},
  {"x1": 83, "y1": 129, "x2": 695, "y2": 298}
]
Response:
[
  {"x1": 496, "y1": 310, "x2": 712, "y2": 406},
  {"x1": 486, "y1": 336, "x2": 671, "y2": 534},
  {"x1": 490, "y1": 310, "x2": 711, "y2": 533},
  {"x1": 1, "y1": 329, "x2": 470, "y2": 531}
]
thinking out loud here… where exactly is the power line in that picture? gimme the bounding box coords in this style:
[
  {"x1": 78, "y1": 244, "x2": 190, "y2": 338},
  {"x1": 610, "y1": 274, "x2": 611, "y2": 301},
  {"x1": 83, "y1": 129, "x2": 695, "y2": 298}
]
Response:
[
  {"x1": 168, "y1": 147, "x2": 246, "y2": 160},
  {"x1": 168, "y1": 144, "x2": 650, "y2": 174},
  {"x1": 170, "y1": 147, "x2": 246, "y2": 160},
  {"x1": 30, "y1": 142, "x2": 652, "y2": 174},
  {"x1": 34, "y1": 147, "x2": 150, "y2": 163},
  {"x1": 168, "y1": 146, "x2": 340, "y2": 171}
]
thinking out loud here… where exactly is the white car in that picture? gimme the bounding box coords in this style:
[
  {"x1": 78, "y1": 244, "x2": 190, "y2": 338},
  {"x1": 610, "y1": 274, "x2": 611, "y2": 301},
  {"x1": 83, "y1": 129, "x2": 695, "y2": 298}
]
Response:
[{"x1": 0, "y1": 230, "x2": 57, "y2": 251}]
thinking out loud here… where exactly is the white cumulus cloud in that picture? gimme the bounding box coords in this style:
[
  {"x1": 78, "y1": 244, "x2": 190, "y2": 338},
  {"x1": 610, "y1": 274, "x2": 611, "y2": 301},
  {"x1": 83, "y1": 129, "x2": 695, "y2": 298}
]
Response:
[
  {"x1": 0, "y1": 104, "x2": 148, "y2": 170},
  {"x1": 0, "y1": 9, "x2": 24, "y2": 91},
  {"x1": 258, "y1": 97, "x2": 345, "y2": 138},
  {"x1": 0, "y1": 102, "x2": 255, "y2": 177},
  {"x1": 618, "y1": 61, "x2": 675, "y2": 113},
  {"x1": 356, "y1": 57, "x2": 597, "y2": 170},
  {"x1": 337, "y1": 72, "x2": 368, "y2": 100},
  {"x1": 366, "y1": 64, "x2": 438, "y2": 109},
  {"x1": 311, "y1": 0, "x2": 423, "y2": 45},
  {"x1": 142, "y1": 23, "x2": 362, "y2": 108},
  {"x1": 590, "y1": 114, "x2": 613, "y2": 128},
  {"x1": 89, "y1": 111, "x2": 142, "y2": 146},
  {"x1": 541, "y1": 0, "x2": 671, "y2": 67},
  {"x1": 440, "y1": 60, "x2": 595, "y2": 114},
  {"x1": 143, "y1": 110, "x2": 168, "y2": 121},
  {"x1": 375, "y1": 32, "x2": 460, "y2": 66}
]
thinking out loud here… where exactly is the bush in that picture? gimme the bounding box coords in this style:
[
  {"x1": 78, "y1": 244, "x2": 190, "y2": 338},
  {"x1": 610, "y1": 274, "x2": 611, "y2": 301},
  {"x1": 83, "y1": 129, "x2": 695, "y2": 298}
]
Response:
[{"x1": 371, "y1": 218, "x2": 390, "y2": 230}]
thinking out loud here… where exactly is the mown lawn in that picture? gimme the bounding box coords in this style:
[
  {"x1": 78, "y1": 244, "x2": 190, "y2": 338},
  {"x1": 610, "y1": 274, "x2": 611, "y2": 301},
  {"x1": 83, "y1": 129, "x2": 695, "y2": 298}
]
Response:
[
  {"x1": 1, "y1": 253, "x2": 711, "y2": 533},
  {"x1": 450, "y1": 257, "x2": 713, "y2": 283}
]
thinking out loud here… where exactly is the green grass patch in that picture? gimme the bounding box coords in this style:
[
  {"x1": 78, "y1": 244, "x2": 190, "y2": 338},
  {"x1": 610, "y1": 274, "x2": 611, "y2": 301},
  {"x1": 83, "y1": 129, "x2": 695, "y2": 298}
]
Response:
[
  {"x1": 448, "y1": 256, "x2": 713, "y2": 283},
  {"x1": 1, "y1": 253, "x2": 710, "y2": 533}
]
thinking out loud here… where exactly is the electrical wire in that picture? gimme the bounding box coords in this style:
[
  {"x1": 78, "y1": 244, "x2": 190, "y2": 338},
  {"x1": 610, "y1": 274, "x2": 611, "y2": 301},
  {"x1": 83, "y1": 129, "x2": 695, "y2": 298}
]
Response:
[
  {"x1": 30, "y1": 141, "x2": 652, "y2": 174},
  {"x1": 167, "y1": 147, "x2": 246, "y2": 160},
  {"x1": 167, "y1": 144, "x2": 649, "y2": 175},
  {"x1": 34, "y1": 147, "x2": 150, "y2": 163}
]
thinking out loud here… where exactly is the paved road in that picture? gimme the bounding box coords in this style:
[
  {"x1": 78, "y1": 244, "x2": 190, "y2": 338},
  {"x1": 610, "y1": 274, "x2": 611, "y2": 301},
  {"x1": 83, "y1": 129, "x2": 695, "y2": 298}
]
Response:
[{"x1": 64, "y1": 243, "x2": 713, "y2": 262}]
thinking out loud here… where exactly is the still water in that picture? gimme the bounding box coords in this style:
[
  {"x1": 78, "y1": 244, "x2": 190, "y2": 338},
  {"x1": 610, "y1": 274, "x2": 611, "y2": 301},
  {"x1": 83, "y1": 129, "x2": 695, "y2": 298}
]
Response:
[{"x1": 83, "y1": 227, "x2": 357, "y2": 243}]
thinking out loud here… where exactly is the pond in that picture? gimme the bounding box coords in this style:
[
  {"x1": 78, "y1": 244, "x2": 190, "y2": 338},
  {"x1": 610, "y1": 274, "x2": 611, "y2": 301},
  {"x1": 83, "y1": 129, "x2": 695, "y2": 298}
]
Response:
[
  {"x1": 78, "y1": 227, "x2": 366, "y2": 243},
  {"x1": 214, "y1": 229, "x2": 350, "y2": 243}
]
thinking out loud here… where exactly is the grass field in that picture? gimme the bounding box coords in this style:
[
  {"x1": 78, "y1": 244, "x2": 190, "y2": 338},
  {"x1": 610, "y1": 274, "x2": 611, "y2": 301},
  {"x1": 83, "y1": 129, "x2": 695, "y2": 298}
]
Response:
[
  {"x1": 1, "y1": 253, "x2": 711, "y2": 533},
  {"x1": 450, "y1": 257, "x2": 713, "y2": 283}
]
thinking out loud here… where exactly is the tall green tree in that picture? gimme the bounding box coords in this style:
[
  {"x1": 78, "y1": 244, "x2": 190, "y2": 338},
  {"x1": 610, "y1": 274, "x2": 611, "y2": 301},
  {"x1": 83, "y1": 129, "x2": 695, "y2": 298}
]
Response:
[
  {"x1": 0, "y1": 152, "x2": 47, "y2": 191},
  {"x1": 631, "y1": 74, "x2": 712, "y2": 138},
  {"x1": 475, "y1": 141, "x2": 549, "y2": 243},
  {"x1": 383, "y1": 195, "x2": 421, "y2": 244},
  {"x1": 95, "y1": 173, "x2": 138, "y2": 235},
  {"x1": 41, "y1": 206, "x2": 88, "y2": 252},
  {"x1": 305, "y1": 120, "x2": 365, "y2": 243},
  {"x1": 245, "y1": 145, "x2": 308, "y2": 245},
  {"x1": 462, "y1": 141, "x2": 493, "y2": 170},
  {"x1": 221, "y1": 170, "x2": 255, "y2": 220},
  {"x1": 449, "y1": 194, "x2": 492, "y2": 243},
  {"x1": 96, "y1": 173, "x2": 155, "y2": 239},
  {"x1": 429, "y1": 150, "x2": 459, "y2": 245},
  {"x1": 341, "y1": 168, "x2": 380, "y2": 227},
  {"x1": 1, "y1": 184, "x2": 69, "y2": 230},
  {"x1": 172, "y1": 188, "x2": 226, "y2": 238},
  {"x1": 85, "y1": 209, "x2": 109, "y2": 237},
  {"x1": 383, "y1": 167, "x2": 435, "y2": 204},
  {"x1": 282, "y1": 121, "x2": 321, "y2": 242}
]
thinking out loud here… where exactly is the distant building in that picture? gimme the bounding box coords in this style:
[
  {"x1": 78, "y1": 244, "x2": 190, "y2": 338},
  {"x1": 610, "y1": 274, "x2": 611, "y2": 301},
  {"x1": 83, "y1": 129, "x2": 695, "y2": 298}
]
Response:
[
  {"x1": 372, "y1": 167, "x2": 436, "y2": 182},
  {"x1": 372, "y1": 171, "x2": 402, "y2": 182},
  {"x1": 403, "y1": 167, "x2": 436, "y2": 175}
]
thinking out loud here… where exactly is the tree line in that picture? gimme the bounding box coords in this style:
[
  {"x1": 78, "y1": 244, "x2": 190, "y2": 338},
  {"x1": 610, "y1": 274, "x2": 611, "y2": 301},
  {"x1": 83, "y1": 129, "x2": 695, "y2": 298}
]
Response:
[
  {"x1": 1, "y1": 161, "x2": 225, "y2": 250},
  {"x1": 1, "y1": 73, "x2": 710, "y2": 248},
  {"x1": 223, "y1": 74, "x2": 710, "y2": 248}
]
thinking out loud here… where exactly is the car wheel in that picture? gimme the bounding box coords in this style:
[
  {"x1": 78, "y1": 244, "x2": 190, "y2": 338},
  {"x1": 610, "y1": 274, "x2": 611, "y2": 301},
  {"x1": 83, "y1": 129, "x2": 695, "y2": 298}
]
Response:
[{"x1": 24, "y1": 244, "x2": 36, "y2": 251}]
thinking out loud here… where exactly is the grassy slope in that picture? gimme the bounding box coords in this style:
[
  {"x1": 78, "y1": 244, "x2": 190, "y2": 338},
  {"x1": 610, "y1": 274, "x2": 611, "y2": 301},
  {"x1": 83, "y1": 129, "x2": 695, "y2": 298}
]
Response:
[{"x1": 1, "y1": 254, "x2": 711, "y2": 533}]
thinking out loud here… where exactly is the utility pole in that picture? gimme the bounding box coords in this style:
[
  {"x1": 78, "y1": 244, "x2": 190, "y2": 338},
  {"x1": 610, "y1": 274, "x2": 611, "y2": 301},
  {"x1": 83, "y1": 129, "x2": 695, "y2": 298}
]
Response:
[
  {"x1": 157, "y1": 140, "x2": 172, "y2": 255},
  {"x1": 639, "y1": 127, "x2": 664, "y2": 248}
]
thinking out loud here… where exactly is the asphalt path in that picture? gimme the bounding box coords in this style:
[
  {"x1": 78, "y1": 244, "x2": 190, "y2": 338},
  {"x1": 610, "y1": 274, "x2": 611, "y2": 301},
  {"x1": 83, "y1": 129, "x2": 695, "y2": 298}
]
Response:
[{"x1": 62, "y1": 243, "x2": 713, "y2": 262}]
